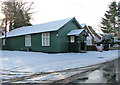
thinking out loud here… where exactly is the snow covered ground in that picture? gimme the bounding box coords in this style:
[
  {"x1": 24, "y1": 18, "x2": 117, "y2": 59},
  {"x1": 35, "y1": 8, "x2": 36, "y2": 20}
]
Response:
[
  {"x1": 0, "y1": 50, "x2": 118, "y2": 73},
  {"x1": 0, "y1": 50, "x2": 119, "y2": 83}
]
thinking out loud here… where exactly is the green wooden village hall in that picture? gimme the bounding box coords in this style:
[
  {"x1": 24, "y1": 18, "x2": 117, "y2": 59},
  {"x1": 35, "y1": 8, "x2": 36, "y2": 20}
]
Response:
[{"x1": 1, "y1": 17, "x2": 88, "y2": 53}]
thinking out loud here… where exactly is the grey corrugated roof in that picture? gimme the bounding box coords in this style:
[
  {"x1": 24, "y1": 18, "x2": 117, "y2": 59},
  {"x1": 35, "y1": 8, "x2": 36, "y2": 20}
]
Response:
[{"x1": 1, "y1": 17, "x2": 74, "y2": 38}]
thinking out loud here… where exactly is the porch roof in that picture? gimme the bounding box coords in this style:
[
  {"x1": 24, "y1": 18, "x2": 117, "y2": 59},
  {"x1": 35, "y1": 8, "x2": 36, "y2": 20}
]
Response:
[{"x1": 67, "y1": 29, "x2": 84, "y2": 36}]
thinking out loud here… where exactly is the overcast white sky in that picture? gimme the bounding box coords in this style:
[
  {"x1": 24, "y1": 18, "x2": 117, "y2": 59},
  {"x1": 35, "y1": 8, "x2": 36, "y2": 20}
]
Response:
[{"x1": 0, "y1": 0, "x2": 119, "y2": 33}]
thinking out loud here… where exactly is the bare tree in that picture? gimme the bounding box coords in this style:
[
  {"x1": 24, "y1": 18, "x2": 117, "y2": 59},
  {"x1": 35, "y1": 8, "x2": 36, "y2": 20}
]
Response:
[{"x1": 1, "y1": 0, "x2": 34, "y2": 31}]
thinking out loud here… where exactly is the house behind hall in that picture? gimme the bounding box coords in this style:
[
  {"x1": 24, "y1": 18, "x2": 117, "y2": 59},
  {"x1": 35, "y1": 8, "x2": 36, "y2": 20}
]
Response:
[
  {"x1": 81, "y1": 24, "x2": 103, "y2": 51},
  {"x1": 1, "y1": 17, "x2": 88, "y2": 53},
  {"x1": 81, "y1": 24, "x2": 94, "y2": 46}
]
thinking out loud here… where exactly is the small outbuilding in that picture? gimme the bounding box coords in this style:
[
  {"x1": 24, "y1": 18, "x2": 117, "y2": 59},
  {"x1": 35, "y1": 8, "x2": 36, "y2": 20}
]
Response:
[{"x1": 1, "y1": 17, "x2": 88, "y2": 53}]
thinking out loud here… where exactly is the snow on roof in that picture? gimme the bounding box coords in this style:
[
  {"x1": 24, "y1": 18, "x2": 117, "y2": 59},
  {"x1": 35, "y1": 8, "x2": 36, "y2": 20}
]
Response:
[
  {"x1": 97, "y1": 33, "x2": 103, "y2": 38},
  {"x1": 87, "y1": 34, "x2": 92, "y2": 39},
  {"x1": 67, "y1": 29, "x2": 84, "y2": 36},
  {"x1": 80, "y1": 24, "x2": 86, "y2": 28},
  {"x1": 81, "y1": 24, "x2": 103, "y2": 41},
  {"x1": 80, "y1": 24, "x2": 95, "y2": 38},
  {"x1": 1, "y1": 17, "x2": 73, "y2": 38}
]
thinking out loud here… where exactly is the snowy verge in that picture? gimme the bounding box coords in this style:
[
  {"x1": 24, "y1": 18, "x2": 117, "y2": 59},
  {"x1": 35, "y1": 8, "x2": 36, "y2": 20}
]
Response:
[{"x1": 0, "y1": 50, "x2": 118, "y2": 73}]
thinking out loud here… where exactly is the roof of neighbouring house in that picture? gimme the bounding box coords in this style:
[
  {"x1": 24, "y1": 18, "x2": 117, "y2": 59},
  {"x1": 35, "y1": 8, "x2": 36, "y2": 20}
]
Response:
[
  {"x1": 97, "y1": 33, "x2": 103, "y2": 38},
  {"x1": 67, "y1": 29, "x2": 84, "y2": 36},
  {"x1": 80, "y1": 24, "x2": 95, "y2": 38},
  {"x1": 81, "y1": 24, "x2": 103, "y2": 41},
  {"x1": 1, "y1": 17, "x2": 77, "y2": 38}
]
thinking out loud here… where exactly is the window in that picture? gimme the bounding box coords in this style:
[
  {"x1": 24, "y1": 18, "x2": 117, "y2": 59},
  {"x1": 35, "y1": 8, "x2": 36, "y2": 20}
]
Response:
[
  {"x1": 25, "y1": 35, "x2": 31, "y2": 46},
  {"x1": 42, "y1": 33, "x2": 50, "y2": 46},
  {"x1": 70, "y1": 36, "x2": 75, "y2": 43},
  {"x1": 86, "y1": 37, "x2": 92, "y2": 45},
  {"x1": 3, "y1": 39, "x2": 5, "y2": 45}
]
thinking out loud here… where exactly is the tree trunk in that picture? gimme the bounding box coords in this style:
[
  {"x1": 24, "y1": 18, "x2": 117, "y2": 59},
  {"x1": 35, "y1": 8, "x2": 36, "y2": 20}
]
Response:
[{"x1": 9, "y1": 21, "x2": 13, "y2": 31}]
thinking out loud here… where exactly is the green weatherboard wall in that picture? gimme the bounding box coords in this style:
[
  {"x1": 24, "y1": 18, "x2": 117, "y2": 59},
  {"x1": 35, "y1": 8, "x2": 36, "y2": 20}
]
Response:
[
  {"x1": 2, "y1": 18, "x2": 86, "y2": 52},
  {"x1": 2, "y1": 32, "x2": 58, "y2": 52}
]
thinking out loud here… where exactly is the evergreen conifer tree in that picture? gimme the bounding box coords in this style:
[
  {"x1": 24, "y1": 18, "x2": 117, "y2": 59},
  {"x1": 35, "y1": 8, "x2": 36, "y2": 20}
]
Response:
[{"x1": 101, "y1": 1, "x2": 118, "y2": 36}]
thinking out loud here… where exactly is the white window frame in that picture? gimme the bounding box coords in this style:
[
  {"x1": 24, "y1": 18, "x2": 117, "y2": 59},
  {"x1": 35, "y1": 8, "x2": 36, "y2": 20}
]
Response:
[
  {"x1": 70, "y1": 36, "x2": 75, "y2": 43},
  {"x1": 25, "y1": 35, "x2": 31, "y2": 46},
  {"x1": 42, "y1": 33, "x2": 50, "y2": 46},
  {"x1": 3, "y1": 39, "x2": 5, "y2": 45}
]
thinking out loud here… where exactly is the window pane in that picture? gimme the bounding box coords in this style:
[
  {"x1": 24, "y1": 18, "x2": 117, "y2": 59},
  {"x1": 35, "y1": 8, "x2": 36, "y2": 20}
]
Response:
[
  {"x1": 46, "y1": 38, "x2": 48, "y2": 46},
  {"x1": 43, "y1": 38, "x2": 46, "y2": 46},
  {"x1": 70, "y1": 36, "x2": 75, "y2": 43},
  {"x1": 25, "y1": 35, "x2": 31, "y2": 46},
  {"x1": 42, "y1": 33, "x2": 50, "y2": 46},
  {"x1": 3, "y1": 39, "x2": 5, "y2": 45}
]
